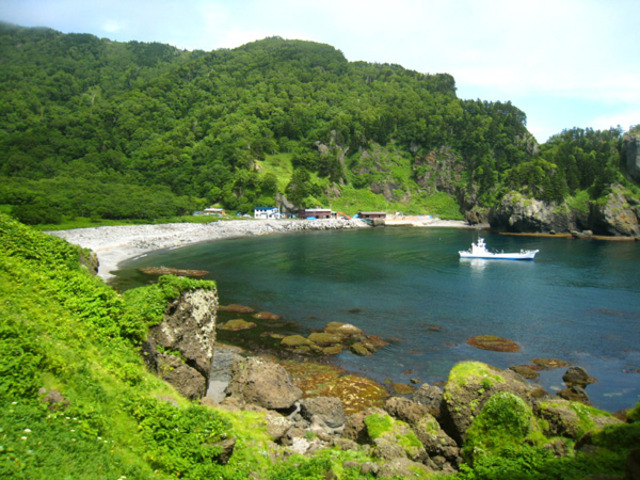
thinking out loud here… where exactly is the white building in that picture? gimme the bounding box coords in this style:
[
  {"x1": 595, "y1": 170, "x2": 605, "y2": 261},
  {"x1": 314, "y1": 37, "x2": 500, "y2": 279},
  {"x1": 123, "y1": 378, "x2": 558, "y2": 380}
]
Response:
[{"x1": 254, "y1": 206, "x2": 281, "y2": 219}]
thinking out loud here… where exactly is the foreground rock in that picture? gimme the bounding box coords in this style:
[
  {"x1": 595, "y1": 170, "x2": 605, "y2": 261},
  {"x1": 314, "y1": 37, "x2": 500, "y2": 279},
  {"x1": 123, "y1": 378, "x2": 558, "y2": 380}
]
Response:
[
  {"x1": 142, "y1": 288, "x2": 218, "y2": 399},
  {"x1": 225, "y1": 356, "x2": 302, "y2": 410},
  {"x1": 203, "y1": 350, "x2": 636, "y2": 477},
  {"x1": 442, "y1": 361, "x2": 544, "y2": 442}
]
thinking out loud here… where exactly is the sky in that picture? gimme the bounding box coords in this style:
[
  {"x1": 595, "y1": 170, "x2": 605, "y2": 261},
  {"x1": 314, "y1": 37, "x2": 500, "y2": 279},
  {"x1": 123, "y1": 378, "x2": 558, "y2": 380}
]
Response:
[{"x1": 1, "y1": 0, "x2": 639, "y2": 142}]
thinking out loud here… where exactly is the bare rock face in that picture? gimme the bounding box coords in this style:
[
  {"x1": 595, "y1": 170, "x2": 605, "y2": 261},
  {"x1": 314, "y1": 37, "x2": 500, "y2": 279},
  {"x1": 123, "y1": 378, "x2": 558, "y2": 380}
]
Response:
[
  {"x1": 590, "y1": 184, "x2": 640, "y2": 237},
  {"x1": 623, "y1": 132, "x2": 640, "y2": 183},
  {"x1": 142, "y1": 288, "x2": 218, "y2": 400},
  {"x1": 300, "y1": 396, "x2": 346, "y2": 431},
  {"x1": 226, "y1": 356, "x2": 302, "y2": 410},
  {"x1": 489, "y1": 192, "x2": 579, "y2": 234}
]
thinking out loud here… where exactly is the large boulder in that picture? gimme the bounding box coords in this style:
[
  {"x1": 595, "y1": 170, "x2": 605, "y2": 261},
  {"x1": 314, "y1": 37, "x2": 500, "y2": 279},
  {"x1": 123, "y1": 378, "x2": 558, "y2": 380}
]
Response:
[
  {"x1": 300, "y1": 396, "x2": 346, "y2": 431},
  {"x1": 226, "y1": 356, "x2": 302, "y2": 410},
  {"x1": 534, "y1": 399, "x2": 622, "y2": 440},
  {"x1": 441, "y1": 361, "x2": 543, "y2": 442},
  {"x1": 463, "y1": 391, "x2": 541, "y2": 465},
  {"x1": 142, "y1": 288, "x2": 218, "y2": 400}
]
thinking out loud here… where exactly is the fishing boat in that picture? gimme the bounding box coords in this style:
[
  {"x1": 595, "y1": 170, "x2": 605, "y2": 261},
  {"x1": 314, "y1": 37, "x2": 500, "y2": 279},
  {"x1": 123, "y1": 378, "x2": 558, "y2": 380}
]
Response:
[{"x1": 459, "y1": 237, "x2": 539, "y2": 260}]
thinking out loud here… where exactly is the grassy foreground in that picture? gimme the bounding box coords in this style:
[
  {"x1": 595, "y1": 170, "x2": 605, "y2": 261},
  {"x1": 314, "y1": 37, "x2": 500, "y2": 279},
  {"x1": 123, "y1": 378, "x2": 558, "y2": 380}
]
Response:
[{"x1": 1, "y1": 213, "x2": 639, "y2": 479}]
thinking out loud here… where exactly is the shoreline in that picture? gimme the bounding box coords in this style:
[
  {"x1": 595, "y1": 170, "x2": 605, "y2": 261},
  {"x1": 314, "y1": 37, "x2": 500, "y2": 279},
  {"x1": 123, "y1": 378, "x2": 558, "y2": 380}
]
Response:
[
  {"x1": 48, "y1": 218, "x2": 367, "y2": 282},
  {"x1": 48, "y1": 218, "x2": 473, "y2": 282}
]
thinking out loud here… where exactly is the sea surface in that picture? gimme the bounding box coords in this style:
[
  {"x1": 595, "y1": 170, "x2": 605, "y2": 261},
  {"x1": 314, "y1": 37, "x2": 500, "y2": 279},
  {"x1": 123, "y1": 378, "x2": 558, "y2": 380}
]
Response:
[{"x1": 112, "y1": 227, "x2": 640, "y2": 412}]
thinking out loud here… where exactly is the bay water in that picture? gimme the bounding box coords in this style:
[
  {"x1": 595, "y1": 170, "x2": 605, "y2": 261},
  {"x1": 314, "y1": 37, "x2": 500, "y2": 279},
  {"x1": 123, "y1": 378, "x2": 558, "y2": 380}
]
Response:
[{"x1": 112, "y1": 227, "x2": 640, "y2": 412}]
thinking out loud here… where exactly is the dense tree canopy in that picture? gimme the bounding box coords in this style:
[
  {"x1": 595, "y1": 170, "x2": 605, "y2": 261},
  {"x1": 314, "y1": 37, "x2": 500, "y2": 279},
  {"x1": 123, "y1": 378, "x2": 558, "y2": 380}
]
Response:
[{"x1": 0, "y1": 23, "x2": 636, "y2": 223}]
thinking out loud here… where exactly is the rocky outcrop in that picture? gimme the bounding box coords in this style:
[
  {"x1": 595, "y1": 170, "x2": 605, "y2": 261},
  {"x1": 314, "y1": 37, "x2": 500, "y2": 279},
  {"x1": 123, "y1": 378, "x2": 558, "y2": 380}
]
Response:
[
  {"x1": 623, "y1": 131, "x2": 640, "y2": 183},
  {"x1": 142, "y1": 288, "x2": 218, "y2": 400},
  {"x1": 490, "y1": 188, "x2": 640, "y2": 237},
  {"x1": 589, "y1": 184, "x2": 640, "y2": 237},
  {"x1": 489, "y1": 191, "x2": 583, "y2": 234}
]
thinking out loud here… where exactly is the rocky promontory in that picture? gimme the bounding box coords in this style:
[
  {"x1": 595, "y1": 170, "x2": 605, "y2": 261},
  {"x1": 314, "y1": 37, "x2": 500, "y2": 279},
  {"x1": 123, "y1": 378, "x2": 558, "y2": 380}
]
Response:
[{"x1": 488, "y1": 186, "x2": 640, "y2": 238}]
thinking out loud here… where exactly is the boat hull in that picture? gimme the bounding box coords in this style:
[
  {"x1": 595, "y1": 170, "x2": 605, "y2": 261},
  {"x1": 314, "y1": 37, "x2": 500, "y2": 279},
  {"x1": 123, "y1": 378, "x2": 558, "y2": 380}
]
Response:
[{"x1": 459, "y1": 250, "x2": 538, "y2": 260}]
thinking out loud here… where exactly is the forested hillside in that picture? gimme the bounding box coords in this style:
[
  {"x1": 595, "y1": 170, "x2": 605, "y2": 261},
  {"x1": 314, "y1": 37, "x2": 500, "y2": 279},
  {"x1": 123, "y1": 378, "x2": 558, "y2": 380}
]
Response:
[{"x1": 0, "y1": 22, "x2": 638, "y2": 229}]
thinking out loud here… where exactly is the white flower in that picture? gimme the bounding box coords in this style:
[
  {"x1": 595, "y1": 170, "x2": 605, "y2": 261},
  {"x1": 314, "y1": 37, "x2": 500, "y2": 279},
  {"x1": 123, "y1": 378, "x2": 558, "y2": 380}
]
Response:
[
  {"x1": 20, "y1": 436, "x2": 27, "y2": 441},
  {"x1": 23, "y1": 428, "x2": 31, "y2": 433}
]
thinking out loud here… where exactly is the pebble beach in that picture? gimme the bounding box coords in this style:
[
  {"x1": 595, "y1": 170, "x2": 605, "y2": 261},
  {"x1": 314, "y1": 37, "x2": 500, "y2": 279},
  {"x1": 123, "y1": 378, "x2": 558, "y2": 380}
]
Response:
[{"x1": 48, "y1": 219, "x2": 370, "y2": 282}]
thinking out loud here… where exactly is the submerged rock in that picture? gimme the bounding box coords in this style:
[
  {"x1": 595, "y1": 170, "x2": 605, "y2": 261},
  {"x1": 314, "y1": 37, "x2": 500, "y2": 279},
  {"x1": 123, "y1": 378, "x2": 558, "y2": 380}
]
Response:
[
  {"x1": 138, "y1": 266, "x2": 208, "y2": 277},
  {"x1": 218, "y1": 304, "x2": 255, "y2": 313},
  {"x1": 531, "y1": 358, "x2": 571, "y2": 370},
  {"x1": 252, "y1": 311, "x2": 281, "y2": 321},
  {"x1": 466, "y1": 335, "x2": 521, "y2": 353},
  {"x1": 217, "y1": 318, "x2": 257, "y2": 331}
]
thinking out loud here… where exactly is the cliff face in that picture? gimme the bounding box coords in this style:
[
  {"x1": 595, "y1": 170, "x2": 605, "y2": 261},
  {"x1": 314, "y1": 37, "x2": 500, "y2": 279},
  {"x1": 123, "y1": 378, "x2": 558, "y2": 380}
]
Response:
[
  {"x1": 488, "y1": 192, "x2": 586, "y2": 234},
  {"x1": 623, "y1": 132, "x2": 640, "y2": 183},
  {"x1": 489, "y1": 187, "x2": 640, "y2": 237},
  {"x1": 142, "y1": 288, "x2": 218, "y2": 399}
]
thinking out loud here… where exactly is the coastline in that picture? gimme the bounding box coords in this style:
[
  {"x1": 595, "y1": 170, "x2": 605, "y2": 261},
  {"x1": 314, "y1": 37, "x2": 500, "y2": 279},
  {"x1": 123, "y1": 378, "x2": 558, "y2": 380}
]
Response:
[
  {"x1": 48, "y1": 219, "x2": 368, "y2": 282},
  {"x1": 48, "y1": 217, "x2": 473, "y2": 282}
]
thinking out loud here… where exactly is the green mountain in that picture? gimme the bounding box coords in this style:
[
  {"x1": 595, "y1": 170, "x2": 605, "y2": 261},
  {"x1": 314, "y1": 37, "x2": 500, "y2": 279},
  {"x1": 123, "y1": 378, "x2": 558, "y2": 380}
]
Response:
[{"x1": 0, "y1": 22, "x2": 638, "y2": 232}]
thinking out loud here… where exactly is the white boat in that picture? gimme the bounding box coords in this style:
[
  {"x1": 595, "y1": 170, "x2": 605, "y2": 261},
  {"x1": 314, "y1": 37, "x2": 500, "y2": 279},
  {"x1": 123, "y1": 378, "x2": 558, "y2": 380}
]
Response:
[{"x1": 459, "y1": 237, "x2": 539, "y2": 260}]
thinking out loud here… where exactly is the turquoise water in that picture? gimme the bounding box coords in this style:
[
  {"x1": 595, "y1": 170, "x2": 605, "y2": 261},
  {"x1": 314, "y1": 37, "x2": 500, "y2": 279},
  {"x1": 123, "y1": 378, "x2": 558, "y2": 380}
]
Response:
[{"x1": 112, "y1": 227, "x2": 640, "y2": 412}]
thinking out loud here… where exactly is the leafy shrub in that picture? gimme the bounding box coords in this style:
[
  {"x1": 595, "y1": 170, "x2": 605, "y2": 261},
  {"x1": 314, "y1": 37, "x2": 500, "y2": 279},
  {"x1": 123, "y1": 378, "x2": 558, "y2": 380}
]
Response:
[{"x1": 125, "y1": 396, "x2": 234, "y2": 479}]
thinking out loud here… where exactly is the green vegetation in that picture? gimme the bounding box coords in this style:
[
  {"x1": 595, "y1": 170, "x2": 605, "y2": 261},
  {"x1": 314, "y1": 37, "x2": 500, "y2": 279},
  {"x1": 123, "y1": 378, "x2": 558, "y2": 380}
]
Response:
[
  {"x1": 2, "y1": 206, "x2": 640, "y2": 478},
  {"x1": 0, "y1": 214, "x2": 382, "y2": 479},
  {"x1": 2, "y1": 23, "x2": 636, "y2": 226}
]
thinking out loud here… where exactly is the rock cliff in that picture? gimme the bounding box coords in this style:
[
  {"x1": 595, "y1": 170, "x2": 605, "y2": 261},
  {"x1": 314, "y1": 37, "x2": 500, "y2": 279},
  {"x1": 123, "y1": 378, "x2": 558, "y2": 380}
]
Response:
[
  {"x1": 142, "y1": 288, "x2": 218, "y2": 399},
  {"x1": 623, "y1": 131, "x2": 640, "y2": 183},
  {"x1": 489, "y1": 187, "x2": 640, "y2": 237}
]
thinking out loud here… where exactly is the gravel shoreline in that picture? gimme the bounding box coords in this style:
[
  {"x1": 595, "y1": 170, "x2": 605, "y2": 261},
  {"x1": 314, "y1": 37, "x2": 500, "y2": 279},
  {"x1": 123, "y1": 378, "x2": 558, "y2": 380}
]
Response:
[
  {"x1": 48, "y1": 219, "x2": 370, "y2": 282},
  {"x1": 48, "y1": 218, "x2": 473, "y2": 282}
]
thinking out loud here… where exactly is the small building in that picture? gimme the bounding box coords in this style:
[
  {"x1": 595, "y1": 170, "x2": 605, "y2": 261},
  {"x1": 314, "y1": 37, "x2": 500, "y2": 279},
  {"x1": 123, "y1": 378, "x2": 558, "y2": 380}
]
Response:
[
  {"x1": 254, "y1": 206, "x2": 281, "y2": 219},
  {"x1": 204, "y1": 207, "x2": 226, "y2": 216},
  {"x1": 357, "y1": 211, "x2": 387, "y2": 220},
  {"x1": 298, "y1": 208, "x2": 332, "y2": 220}
]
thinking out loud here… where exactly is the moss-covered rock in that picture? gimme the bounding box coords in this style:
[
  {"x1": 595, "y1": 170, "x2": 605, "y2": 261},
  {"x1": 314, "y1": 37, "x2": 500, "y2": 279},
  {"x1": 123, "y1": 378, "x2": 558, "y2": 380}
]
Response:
[
  {"x1": 535, "y1": 399, "x2": 622, "y2": 440},
  {"x1": 442, "y1": 361, "x2": 541, "y2": 442},
  {"x1": 464, "y1": 392, "x2": 545, "y2": 465},
  {"x1": 364, "y1": 410, "x2": 426, "y2": 462},
  {"x1": 467, "y1": 334, "x2": 520, "y2": 352},
  {"x1": 307, "y1": 331, "x2": 342, "y2": 346},
  {"x1": 280, "y1": 334, "x2": 322, "y2": 354}
]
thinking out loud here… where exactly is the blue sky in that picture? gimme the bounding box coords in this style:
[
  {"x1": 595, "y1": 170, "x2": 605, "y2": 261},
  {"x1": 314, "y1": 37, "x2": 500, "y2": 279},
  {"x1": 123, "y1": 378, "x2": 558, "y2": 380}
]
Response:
[{"x1": 2, "y1": 0, "x2": 639, "y2": 142}]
